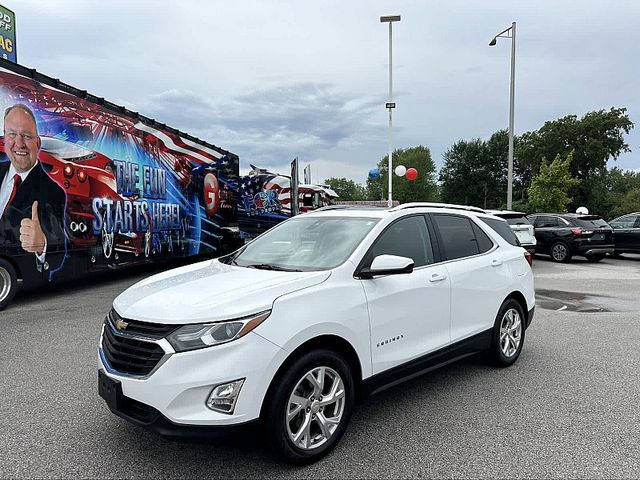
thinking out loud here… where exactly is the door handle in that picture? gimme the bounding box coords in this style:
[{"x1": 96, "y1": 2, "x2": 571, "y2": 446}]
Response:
[
  {"x1": 429, "y1": 273, "x2": 447, "y2": 282},
  {"x1": 491, "y1": 259, "x2": 503, "y2": 267}
]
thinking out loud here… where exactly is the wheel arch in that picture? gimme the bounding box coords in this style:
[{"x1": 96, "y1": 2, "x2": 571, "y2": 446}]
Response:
[
  {"x1": 504, "y1": 290, "x2": 528, "y2": 315},
  {"x1": 260, "y1": 334, "x2": 364, "y2": 419}
]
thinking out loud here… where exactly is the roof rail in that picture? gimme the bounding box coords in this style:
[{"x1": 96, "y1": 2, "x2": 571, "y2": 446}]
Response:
[
  {"x1": 391, "y1": 202, "x2": 486, "y2": 213},
  {"x1": 313, "y1": 204, "x2": 386, "y2": 212}
]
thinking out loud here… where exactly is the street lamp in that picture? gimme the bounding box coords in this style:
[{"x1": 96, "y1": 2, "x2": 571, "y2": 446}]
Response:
[
  {"x1": 380, "y1": 14, "x2": 400, "y2": 208},
  {"x1": 489, "y1": 21, "x2": 516, "y2": 210}
]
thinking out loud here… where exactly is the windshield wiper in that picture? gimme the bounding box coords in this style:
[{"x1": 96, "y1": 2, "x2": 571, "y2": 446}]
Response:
[{"x1": 245, "y1": 263, "x2": 302, "y2": 272}]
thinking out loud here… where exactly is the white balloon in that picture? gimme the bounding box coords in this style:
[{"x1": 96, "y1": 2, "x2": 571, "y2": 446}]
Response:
[{"x1": 394, "y1": 165, "x2": 407, "y2": 177}]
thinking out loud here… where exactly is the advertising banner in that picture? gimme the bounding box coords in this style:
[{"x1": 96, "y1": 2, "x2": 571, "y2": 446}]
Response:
[
  {"x1": 0, "y1": 5, "x2": 15, "y2": 62},
  {"x1": 0, "y1": 63, "x2": 238, "y2": 292}
]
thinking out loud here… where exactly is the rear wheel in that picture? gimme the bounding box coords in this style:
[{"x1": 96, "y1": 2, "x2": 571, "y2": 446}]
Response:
[
  {"x1": 550, "y1": 241, "x2": 572, "y2": 262},
  {"x1": 264, "y1": 349, "x2": 354, "y2": 464},
  {"x1": 0, "y1": 258, "x2": 17, "y2": 311},
  {"x1": 489, "y1": 299, "x2": 525, "y2": 367}
]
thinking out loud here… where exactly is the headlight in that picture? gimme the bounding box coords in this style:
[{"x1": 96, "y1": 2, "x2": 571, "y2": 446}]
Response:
[{"x1": 166, "y1": 310, "x2": 271, "y2": 353}]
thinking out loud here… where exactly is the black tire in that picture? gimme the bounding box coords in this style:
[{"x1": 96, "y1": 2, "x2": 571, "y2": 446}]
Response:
[
  {"x1": 585, "y1": 254, "x2": 605, "y2": 263},
  {"x1": 488, "y1": 298, "x2": 526, "y2": 367},
  {"x1": 264, "y1": 349, "x2": 355, "y2": 465},
  {"x1": 550, "y1": 241, "x2": 572, "y2": 263},
  {"x1": 610, "y1": 251, "x2": 623, "y2": 258},
  {"x1": 0, "y1": 258, "x2": 18, "y2": 311}
]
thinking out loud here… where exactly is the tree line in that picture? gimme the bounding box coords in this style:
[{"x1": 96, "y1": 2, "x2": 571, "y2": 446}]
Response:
[{"x1": 324, "y1": 107, "x2": 638, "y2": 220}]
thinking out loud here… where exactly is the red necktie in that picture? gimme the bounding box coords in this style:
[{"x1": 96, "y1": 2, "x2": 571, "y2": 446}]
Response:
[{"x1": 3, "y1": 173, "x2": 21, "y2": 216}]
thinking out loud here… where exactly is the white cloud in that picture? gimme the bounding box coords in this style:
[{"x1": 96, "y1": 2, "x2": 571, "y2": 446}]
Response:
[{"x1": 13, "y1": 0, "x2": 640, "y2": 183}]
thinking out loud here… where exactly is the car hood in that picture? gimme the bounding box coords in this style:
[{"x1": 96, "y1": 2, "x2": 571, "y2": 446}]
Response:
[{"x1": 113, "y1": 259, "x2": 331, "y2": 324}]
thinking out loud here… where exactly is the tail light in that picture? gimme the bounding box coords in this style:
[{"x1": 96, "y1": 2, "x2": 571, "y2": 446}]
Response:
[
  {"x1": 77, "y1": 169, "x2": 87, "y2": 182},
  {"x1": 524, "y1": 251, "x2": 533, "y2": 267},
  {"x1": 571, "y1": 228, "x2": 593, "y2": 235}
]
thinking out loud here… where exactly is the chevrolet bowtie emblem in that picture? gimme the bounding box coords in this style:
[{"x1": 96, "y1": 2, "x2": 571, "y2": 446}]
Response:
[{"x1": 115, "y1": 318, "x2": 129, "y2": 330}]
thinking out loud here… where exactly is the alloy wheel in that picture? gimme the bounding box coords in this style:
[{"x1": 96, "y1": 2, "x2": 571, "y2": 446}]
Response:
[
  {"x1": 285, "y1": 366, "x2": 346, "y2": 451},
  {"x1": 552, "y1": 243, "x2": 567, "y2": 262},
  {"x1": 0, "y1": 266, "x2": 10, "y2": 303},
  {"x1": 500, "y1": 308, "x2": 522, "y2": 358}
]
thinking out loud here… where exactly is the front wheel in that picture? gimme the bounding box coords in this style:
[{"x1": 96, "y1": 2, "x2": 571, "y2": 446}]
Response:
[
  {"x1": 489, "y1": 299, "x2": 525, "y2": 367},
  {"x1": 264, "y1": 350, "x2": 355, "y2": 464},
  {"x1": 0, "y1": 258, "x2": 17, "y2": 310}
]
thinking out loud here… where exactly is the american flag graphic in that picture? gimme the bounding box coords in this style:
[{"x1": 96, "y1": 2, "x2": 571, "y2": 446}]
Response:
[{"x1": 239, "y1": 174, "x2": 291, "y2": 215}]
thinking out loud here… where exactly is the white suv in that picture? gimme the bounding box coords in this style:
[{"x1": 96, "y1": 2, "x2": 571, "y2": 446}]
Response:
[
  {"x1": 485, "y1": 210, "x2": 537, "y2": 254},
  {"x1": 98, "y1": 203, "x2": 535, "y2": 464}
]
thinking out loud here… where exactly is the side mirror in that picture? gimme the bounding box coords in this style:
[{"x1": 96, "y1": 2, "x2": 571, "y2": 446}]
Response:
[{"x1": 359, "y1": 254, "x2": 414, "y2": 279}]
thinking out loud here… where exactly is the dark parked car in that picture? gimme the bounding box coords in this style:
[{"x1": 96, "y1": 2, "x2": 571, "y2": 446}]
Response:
[
  {"x1": 609, "y1": 212, "x2": 640, "y2": 256},
  {"x1": 527, "y1": 213, "x2": 614, "y2": 262}
]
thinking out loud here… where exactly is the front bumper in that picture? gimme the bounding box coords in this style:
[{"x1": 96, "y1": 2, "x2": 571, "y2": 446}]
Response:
[
  {"x1": 98, "y1": 330, "x2": 287, "y2": 427},
  {"x1": 98, "y1": 369, "x2": 259, "y2": 439}
]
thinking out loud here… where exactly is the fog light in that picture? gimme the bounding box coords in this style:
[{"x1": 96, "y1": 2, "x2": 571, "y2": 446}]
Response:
[{"x1": 206, "y1": 379, "x2": 245, "y2": 414}]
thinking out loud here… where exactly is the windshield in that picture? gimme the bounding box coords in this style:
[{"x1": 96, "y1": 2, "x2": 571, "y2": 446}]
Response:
[{"x1": 231, "y1": 216, "x2": 380, "y2": 271}]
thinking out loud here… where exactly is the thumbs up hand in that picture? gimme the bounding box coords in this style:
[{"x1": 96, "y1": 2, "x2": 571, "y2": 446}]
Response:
[{"x1": 20, "y1": 201, "x2": 46, "y2": 254}]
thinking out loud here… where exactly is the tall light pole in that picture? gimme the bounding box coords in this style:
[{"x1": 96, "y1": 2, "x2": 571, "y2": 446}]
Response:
[
  {"x1": 489, "y1": 21, "x2": 516, "y2": 210},
  {"x1": 380, "y1": 15, "x2": 400, "y2": 208}
]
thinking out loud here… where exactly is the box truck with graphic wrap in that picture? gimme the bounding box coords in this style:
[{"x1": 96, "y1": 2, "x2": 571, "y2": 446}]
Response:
[{"x1": 0, "y1": 59, "x2": 242, "y2": 309}]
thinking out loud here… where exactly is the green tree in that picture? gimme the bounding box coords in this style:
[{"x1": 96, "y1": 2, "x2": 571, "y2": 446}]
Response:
[
  {"x1": 323, "y1": 177, "x2": 366, "y2": 201},
  {"x1": 373, "y1": 146, "x2": 438, "y2": 204},
  {"x1": 602, "y1": 168, "x2": 640, "y2": 219},
  {"x1": 439, "y1": 130, "x2": 508, "y2": 208},
  {"x1": 516, "y1": 108, "x2": 634, "y2": 211},
  {"x1": 527, "y1": 153, "x2": 579, "y2": 212}
]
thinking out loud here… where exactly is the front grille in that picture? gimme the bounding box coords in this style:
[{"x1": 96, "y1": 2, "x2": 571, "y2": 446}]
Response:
[
  {"x1": 101, "y1": 310, "x2": 178, "y2": 376},
  {"x1": 109, "y1": 309, "x2": 178, "y2": 339}
]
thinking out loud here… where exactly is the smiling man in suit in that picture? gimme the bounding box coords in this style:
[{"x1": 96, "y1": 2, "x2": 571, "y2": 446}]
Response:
[{"x1": 0, "y1": 103, "x2": 67, "y2": 277}]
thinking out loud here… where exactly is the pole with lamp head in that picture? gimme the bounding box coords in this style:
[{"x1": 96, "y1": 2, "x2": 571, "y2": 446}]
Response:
[
  {"x1": 380, "y1": 15, "x2": 400, "y2": 208},
  {"x1": 489, "y1": 21, "x2": 516, "y2": 210}
]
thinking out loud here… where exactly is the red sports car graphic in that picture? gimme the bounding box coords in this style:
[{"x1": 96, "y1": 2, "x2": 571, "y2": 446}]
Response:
[{"x1": 1, "y1": 136, "x2": 153, "y2": 261}]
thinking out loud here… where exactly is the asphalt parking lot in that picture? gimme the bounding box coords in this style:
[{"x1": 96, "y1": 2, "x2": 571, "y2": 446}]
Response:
[{"x1": 1, "y1": 254, "x2": 639, "y2": 478}]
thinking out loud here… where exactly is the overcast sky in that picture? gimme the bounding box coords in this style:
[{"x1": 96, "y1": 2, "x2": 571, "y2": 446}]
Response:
[{"x1": 13, "y1": 0, "x2": 640, "y2": 184}]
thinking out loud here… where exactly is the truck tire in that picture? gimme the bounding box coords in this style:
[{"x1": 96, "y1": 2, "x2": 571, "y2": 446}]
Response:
[{"x1": 0, "y1": 258, "x2": 18, "y2": 311}]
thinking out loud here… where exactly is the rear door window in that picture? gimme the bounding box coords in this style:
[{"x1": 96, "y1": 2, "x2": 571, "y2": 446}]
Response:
[{"x1": 433, "y1": 214, "x2": 483, "y2": 260}]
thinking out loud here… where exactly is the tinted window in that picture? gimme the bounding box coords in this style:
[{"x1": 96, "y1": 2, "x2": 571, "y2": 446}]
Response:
[
  {"x1": 480, "y1": 217, "x2": 519, "y2": 246},
  {"x1": 433, "y1": 214, "x2": 480, "y2": 260},
  {"x1": 367, "y1": 215, "x2": 434, "y2": 268},
  {"x1": 534, "y1": 215, "x2": 562, "y2": 228},
  {"x1": 610, "y1": 215, "x2": 636, "y2": 228},
  {"x1": 503, "y1": 215, "x2": 531, "y2": 226},
  {"x1": 471, "y1": 222, "x2": 494, "y2": 253},
  {"x1": 574, "y1": 216, "x2": 609, "y2": 228}
]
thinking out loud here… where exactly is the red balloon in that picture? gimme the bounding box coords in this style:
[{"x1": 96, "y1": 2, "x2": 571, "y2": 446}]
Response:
[{"x1": 405, "y1": 168, "x2": 418, "y2": 181}]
